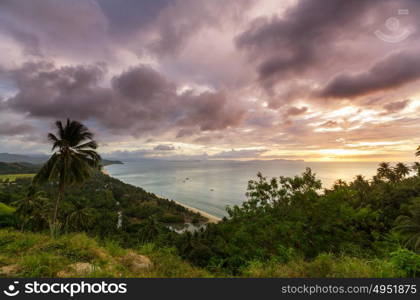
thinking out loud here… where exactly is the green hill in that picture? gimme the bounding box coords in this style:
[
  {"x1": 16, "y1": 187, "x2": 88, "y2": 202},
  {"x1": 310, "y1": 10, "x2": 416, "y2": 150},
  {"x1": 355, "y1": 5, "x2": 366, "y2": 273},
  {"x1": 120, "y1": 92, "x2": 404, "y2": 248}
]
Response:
[
  {"x1": 0, "y1": 153, "x2": 47, "y2": 164},
  {"x1": 0, "y1": 229, "x2": 415, "y2": 278},
  {"x1": 0, "y1": 171, "x2": 207, "y2": 235},
  {"x1": 0, "y1": 229, "x2": 209, "y2": 278},
  {"x1": 0, "y1": 162, "x2": 40, "y2": 175}
]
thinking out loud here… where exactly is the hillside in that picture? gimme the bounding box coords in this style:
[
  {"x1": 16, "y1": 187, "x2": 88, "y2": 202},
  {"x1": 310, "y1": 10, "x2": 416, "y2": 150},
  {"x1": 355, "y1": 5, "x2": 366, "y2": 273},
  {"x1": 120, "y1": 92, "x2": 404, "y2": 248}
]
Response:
[
  {"x1": 0, "y1": 229, "x2": 210, "y2": 278},
  {"x1": 0, "y1": 153, "x2": 47, "y2": 164},
  {"x1": 0, "y1": 171, "x2": 208, "y2": 234},
  {"x1": 0, "y1": 228, "x2": 415, "y2": 278},
  {"x1": 0, "y1": 162, "x2": 40, "y2": 175}
]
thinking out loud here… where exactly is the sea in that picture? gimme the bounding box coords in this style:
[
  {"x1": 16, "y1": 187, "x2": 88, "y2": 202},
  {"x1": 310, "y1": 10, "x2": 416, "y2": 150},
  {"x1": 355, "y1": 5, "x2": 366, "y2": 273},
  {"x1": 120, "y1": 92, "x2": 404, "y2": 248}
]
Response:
[{"x1": 105, "y1": 160, "x2": 381, "y2": 218}]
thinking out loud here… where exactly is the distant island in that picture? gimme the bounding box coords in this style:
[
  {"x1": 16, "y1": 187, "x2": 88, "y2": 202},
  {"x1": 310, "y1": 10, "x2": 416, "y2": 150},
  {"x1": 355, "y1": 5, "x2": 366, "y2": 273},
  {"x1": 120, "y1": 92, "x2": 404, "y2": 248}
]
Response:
[{"x1": 101, "y1": 159, "x2": 124, "y2": 166}]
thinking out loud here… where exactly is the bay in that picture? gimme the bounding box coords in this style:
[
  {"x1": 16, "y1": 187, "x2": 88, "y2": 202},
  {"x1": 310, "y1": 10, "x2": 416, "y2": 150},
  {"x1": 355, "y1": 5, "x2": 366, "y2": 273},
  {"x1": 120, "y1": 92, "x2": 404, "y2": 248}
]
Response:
[{"x1": 105, "y1": 160, "x2": 380, "y2": 218}]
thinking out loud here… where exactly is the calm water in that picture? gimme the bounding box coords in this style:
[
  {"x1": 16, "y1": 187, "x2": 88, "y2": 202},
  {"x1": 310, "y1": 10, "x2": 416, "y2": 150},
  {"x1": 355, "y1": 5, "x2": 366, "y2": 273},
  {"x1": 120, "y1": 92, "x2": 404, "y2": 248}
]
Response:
[{"x1": 105, "y1": 160, "x2": 379, "y2": 218}]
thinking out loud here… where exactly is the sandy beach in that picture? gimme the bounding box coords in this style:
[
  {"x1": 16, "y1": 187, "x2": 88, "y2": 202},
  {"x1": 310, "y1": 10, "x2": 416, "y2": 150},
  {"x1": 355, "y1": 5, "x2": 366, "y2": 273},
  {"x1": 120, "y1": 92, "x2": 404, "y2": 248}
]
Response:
[{"x1": 171, "y1": 199, "x2": 222, "y2": 224}]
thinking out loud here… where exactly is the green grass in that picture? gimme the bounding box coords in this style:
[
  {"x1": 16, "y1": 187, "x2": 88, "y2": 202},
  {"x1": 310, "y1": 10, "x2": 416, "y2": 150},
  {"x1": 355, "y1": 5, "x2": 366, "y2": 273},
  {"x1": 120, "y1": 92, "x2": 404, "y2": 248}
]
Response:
[
  {"x1": 240, "y1": 253, "x2": 409, "y2": 278},
  {"x1": 0, "y1": 174, "x2": 35, "y2": 181},
  {"x1": 0, "y1": 229, "x2": 416, "y2": 278},
  {"x1": 0, "y1": 229, "x2": 211, "y2": 278}
]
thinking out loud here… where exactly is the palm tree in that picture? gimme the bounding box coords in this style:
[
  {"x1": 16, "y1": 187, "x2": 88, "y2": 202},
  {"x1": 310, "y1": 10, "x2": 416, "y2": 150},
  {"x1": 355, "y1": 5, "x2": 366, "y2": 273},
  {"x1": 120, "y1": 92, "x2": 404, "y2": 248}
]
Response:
[
  {"x1": 32, "y1": 119, "x2": 101, "y2": 228},
  {"x1": 377, "y1": 162, "x2": 392, "y2": 180},
  {"x1": 395, "y1": 206, "x2": 420, "y2": 252},
  {"x1": 412, "y1": 162, "x2": 420, "y2": 177},
  {"x1": 416, "y1": 145, "x2": 420, "y2": 157},
  {"x1": 394, "y1": 162, "x2": 410, "y2": 181},
  {"x1": 66, "y1": 205, "x2": 97, "y2": 231},
  {"x1": 15, "y1": 187, "x2": 51, "y2": 231}
]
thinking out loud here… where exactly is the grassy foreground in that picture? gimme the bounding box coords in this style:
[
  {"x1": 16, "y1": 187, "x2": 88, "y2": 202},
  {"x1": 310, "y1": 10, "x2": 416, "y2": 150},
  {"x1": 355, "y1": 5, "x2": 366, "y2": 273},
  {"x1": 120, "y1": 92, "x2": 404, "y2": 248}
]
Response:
[
  {"x1": 0, "y1": 229, "x2": 210, "y2": 278},
  {"x1": 0, "y1": 229, "x2": 416, "y2": 278}
]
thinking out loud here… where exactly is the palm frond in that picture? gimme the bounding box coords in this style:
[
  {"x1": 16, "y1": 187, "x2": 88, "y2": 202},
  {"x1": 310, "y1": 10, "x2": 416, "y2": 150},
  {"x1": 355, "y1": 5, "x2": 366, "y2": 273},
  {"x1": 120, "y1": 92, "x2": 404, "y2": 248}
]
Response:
[
  {"x1": 32, "y1": 153, "x2": 60, "y2": 185},
  {"x1": 55, "y1": 120, "x2": 65, "y2": 139},
  {"x1": 74, "y1": 140, "x2": 98, "y2": 150}
]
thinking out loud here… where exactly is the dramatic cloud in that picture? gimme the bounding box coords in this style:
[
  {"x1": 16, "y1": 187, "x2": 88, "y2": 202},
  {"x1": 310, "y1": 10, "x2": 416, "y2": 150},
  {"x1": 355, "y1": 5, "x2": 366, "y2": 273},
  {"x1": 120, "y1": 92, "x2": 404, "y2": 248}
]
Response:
[
  {"x1": 176, "y1": 91, "x2": 246, "y2": 131},
  {"x1": 145, "y1": 0, "x2": 255, "y2": 57},
  {"x1": 286, "y1": 106, "x2": 308, "y2": 116},
  {"x1": 236, "y1": 0, "x2": 381, "y2": 82},
  {"x1": 98, "y1": 0, "x2": 171, "y2": 35},
  {"x1": 0, "y1": 0, "x2": 110, "y2": 61},
  {"x1": 3, "y1": 62, "x2": 246, "y2": 137},
  {"x1": 0, "y1": 0, "x2": 419, "y2": 161},
  {"x1": 0, "y1": 122, "x2": 34, "y2": 136},
  {"x1": 321, "y1": 50, "x2": 420, "y2": 98},
  {"x1": 383, "y1": 99, "x2": 410, "y2": 114}
]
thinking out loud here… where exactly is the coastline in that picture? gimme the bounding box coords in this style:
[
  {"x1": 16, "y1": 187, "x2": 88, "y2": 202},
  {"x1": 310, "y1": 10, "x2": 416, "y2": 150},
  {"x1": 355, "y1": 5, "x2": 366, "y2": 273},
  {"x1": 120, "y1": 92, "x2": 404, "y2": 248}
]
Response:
[
  {"x1": 170, "y1": 199, "x2": 222, "y2": 224},
  {"x1": 102, "y1": 167, "x2": 221, "y2": 224}
]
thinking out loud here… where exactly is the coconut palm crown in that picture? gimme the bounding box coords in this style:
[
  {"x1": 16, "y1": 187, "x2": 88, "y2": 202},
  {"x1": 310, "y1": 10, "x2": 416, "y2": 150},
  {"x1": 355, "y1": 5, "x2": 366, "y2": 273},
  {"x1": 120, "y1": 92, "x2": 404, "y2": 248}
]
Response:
[
  {"x1": 394, "y1": 162, "x2": 410, "y2": 180},
  {"x1": 33, "y1": 119, "x2": 101, "y2": 225},
  {"x1": 377, "y1": 162, "x2": 392, "y2": 180}
]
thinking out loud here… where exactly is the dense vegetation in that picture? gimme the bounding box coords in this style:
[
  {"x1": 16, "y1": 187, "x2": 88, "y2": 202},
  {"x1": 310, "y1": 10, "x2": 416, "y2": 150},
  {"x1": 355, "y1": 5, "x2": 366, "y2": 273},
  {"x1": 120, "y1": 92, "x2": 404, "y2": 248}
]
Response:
[
  {"x1": 1, "y1": 161, "x2": 419, "y2": 277},
  {"x1": 172, "y1": 164, "x2": 420, "y2": 276},
  {"x1": 0, "y1": 172, "x2": 206, "y2": 240}
]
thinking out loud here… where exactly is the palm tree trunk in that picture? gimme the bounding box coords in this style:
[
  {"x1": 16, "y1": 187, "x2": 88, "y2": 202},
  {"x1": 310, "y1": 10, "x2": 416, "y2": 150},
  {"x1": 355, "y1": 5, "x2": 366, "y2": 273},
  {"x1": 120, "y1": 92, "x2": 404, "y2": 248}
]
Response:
[{"x1": 53, "y1": 182, "x2": 64, "y2": 225}]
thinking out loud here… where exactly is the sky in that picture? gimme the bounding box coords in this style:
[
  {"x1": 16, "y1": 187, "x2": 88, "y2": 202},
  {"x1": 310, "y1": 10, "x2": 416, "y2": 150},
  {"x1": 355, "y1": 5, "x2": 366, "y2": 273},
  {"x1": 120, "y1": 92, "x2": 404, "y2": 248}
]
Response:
[{"x1": 0, "y1": 0, "x2": 419, "y2": 162}]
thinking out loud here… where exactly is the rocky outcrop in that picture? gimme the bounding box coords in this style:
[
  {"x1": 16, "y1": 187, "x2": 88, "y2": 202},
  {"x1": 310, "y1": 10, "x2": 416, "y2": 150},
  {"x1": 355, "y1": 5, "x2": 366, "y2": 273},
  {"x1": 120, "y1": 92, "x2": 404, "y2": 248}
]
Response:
[
  {"x1": 119, "y1": 251, "x2": 152, "y2": 272},
  {"x1": 0, "y1": 264, "x2": 19, "y2": 276},
  {"x1": 57, "y1": 262, "x2": 95, "y2": 277}
]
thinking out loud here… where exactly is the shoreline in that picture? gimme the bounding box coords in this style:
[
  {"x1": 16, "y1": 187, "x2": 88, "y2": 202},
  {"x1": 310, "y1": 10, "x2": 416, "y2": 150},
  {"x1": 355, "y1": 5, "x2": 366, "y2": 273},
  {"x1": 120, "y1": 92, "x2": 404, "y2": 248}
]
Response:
[
  {"x1": 102, "y1": 167, "x2": 221, "y2": 224},
  {"x1": 170, "y1": 199, "x2": 222, "y2": 224}
]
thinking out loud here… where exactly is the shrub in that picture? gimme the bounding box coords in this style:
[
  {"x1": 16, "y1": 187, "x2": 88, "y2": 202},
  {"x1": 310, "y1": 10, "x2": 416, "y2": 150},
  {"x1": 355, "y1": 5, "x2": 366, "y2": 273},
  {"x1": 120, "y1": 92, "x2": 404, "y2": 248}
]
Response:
[
  {"x1": 137, "y1": 243, "x2": 211, "y2": 278},
  {"x1": 390, "y1": 248, "x2": 420, "y2": 277},
  {"x1": 241, "y1": 254, "x2": 404, "y2": 278},
  {"x1": 0, "y1": 229, "x2": 46, "y2": 255},
  {"x1": 19, "y1": 253, "x2": 68, "y2": 277}
]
